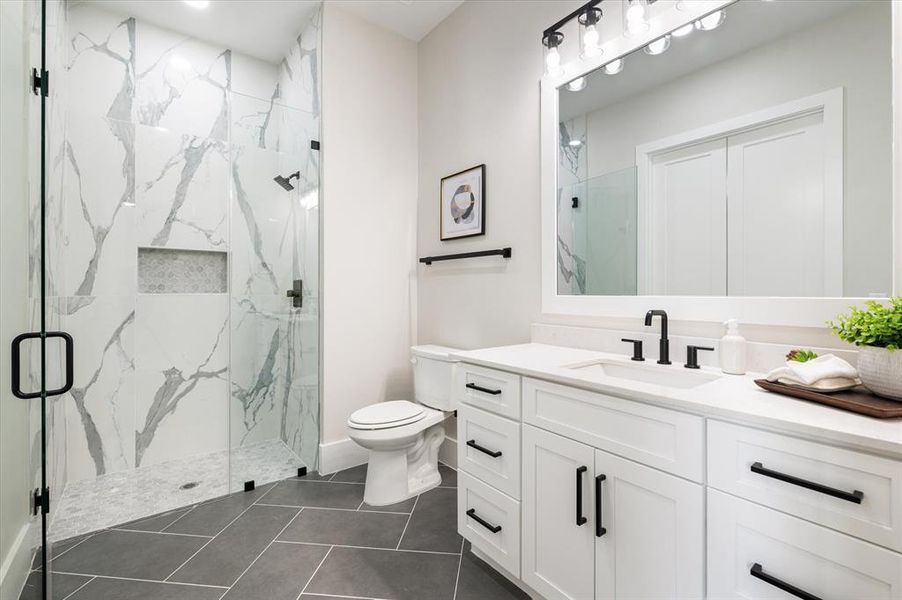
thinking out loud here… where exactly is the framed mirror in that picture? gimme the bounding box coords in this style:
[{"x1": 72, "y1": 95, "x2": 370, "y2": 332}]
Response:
[{"x1": 540, "y1": 0, "x2": 900, "y2": 326}]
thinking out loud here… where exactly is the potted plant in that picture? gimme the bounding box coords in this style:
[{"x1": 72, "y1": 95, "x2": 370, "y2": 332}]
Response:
[{"x1": 829, "y1": 298, "x2": 902, "y2": 400}]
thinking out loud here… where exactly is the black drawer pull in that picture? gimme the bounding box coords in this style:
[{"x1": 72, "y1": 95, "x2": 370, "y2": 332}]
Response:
[
  {"x1": 466, "y1": 508, "x2": 502, "y2": 533},
  {"x1": 576, "y1": 466, "x2": 588, "y2": 526},
  {"x1": 466, "y1": 382, "x2": 502, "y2": 395},
  {"x1": 595, "y1": 474, "x2": 607, "y2": 537},
  {"x1": 466, "y1": 439, "x2": 502, "y2": 458},
  {"x1": 750, "y1": 563, "x2": 822, "y2": 600},
  {"x1": 750, "y1": 462, "x2": 864, "y2": 504}
]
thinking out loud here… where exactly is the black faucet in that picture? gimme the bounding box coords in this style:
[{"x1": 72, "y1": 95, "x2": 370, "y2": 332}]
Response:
[{"x1": 644, "y1": 310, "x2": 671, "y2": 365}]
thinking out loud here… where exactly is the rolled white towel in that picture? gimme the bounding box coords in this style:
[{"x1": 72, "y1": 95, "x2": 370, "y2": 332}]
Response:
[{"x1": 765, "y1": 354, "x2": 859, "y2": 386}]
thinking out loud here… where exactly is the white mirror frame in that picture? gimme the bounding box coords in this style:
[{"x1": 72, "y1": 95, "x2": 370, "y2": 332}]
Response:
[{"x1": 540, "y1": 0, "x2": 902, "y2": 328}]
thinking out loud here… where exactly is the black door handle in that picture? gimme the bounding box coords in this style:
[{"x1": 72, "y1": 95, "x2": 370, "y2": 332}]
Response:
[
  {"x1": 750, "y1": 462, "x2": 864, "y2": 504},
  {"x1": 750, "y1": 563, "x2": 822, "y2": 600},
  {"x1": 595, "y1": 474, "x2": 607, "y2": 537},
  {"x1": 11, "y1": 331, "x2": 73, "y2": 399},
  {"x1": 466, "y1": 508, "x2": 502, "y2": 533},
  {"x1": 466, "y1": 382, "x2": 502, "y2": 395},
  {"x1": 466, "y1": 439, "x2": 502, "y2": 458},
  {"x1": 576, "y1": 466, "x2": 588, "y2": 526}
]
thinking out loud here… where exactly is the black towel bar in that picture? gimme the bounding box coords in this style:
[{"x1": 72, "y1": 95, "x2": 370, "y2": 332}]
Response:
[{"x1": 419, "y1": 247, "x2": 511, "y2": 265}]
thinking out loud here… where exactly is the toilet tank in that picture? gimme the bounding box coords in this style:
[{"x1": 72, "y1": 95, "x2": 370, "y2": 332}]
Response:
[{"x1": 411, "y1": 345, "x2": 461, "y2": 411}]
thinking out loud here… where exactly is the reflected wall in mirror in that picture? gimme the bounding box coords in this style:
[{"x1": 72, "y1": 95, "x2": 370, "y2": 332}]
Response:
[{"x1": 557, "y1": 0, "x2": 893, "y2": 298}]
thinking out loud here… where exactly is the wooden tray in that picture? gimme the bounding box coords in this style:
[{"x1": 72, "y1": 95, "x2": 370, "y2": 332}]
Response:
[{"x1": 754, "y1": 379, "x2": 902, "y2": 418}]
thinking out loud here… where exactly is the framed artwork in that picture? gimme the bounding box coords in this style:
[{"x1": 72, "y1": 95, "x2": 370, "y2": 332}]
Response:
[{"x1": 440, "y1": 164, "x2": 485, "y2": 240}]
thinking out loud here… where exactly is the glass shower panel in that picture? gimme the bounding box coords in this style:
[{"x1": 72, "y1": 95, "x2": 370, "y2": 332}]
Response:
[
  {"x1": 584, "y1": 167, "x2": 638, "y2": 295},
  {"x1": 229, "y1": 6, "x2": 321, "y2": 490}
]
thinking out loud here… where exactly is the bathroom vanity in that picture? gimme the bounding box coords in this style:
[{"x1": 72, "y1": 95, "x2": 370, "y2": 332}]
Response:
[{"x1": 453, "y1": 343, "x2": 902, "y2": 599}]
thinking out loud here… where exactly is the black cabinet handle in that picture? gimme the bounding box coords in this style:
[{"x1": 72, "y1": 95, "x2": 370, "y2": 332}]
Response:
[
  {"x1": 750, "y1": 462, "x2": 864, "y2": 504},
  {"x1": 576, "y1": 466, "x2": 588, "y2": 526},
  {"x1": 466, "y1": 439, "x2": 502, "y2": 458},
  {"x1": 466, "y1": 508, "x2": 502, "y2": 533},
  {"x1": 750, "y1": 563, "x2": 822, "y2": 600},
  {"x1": 11, "y1": 331, "x2": 74, "y2": 399},
  {"x1": 466, "y1": 382, "x2": 502, "y2": 395},
  {"x1": 595, "y1": 474, "x2": 607, "y2": 537}
]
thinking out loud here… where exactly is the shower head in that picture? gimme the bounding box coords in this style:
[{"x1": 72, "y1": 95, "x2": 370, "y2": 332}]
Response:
[{"x1": 273, "y1": 171, "x2": 301, "y2": 191}]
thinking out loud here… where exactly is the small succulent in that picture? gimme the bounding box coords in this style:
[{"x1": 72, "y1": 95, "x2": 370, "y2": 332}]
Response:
[{"x1": 786, "y1": 349, "x2": 818, "y2": 363}]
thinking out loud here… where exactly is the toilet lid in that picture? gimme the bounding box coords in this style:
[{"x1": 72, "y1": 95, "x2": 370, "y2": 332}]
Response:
[{"x1": 348, "y1": 400, "x2": 425, "y2": 430}]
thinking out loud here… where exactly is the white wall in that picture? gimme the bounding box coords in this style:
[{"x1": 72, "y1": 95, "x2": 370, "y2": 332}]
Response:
[
  {"x1": 0, "y1": 0, "x2": 34, "y2": 596},
  {"x1": 321, "y1": 4, "x2": 418, "y2": 458},
  {"x1": 417, "y1": 1, "x2": 583, "y2": 350}
]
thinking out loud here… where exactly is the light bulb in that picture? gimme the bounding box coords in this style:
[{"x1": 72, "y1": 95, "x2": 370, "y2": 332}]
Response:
[
  {"x1": 695, "y1": 10, "x2": 725, "y2": 31},
  {"x1": 672, "y1": 23, "x2": 694, "y2": 38},
  {"x1": 545, "y1": 46, "x2": 562, "y2": 75},
  {"x1": 583, "y1": 24, "x2": 599, "y2": 48},
  {"x1": 644, "y1": 34, "x2": 671, "y2": 56},
  {"x1": 567, "y1": 77, "x2": 587, "y2": 92},
  {"x1": 625, "y1": 0, "x2": 650, "y2": 37},
  {"x1": 603, "y1": 58, "x2": 624, "y2": 75},
  {"x1": 626, "y1": 1, "x2": 645, "y2": 22}
]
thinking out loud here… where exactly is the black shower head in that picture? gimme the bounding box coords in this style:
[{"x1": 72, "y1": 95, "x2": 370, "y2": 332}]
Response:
[{"x1": 273, "y1": 171, "x2": 301, "y2": 191}]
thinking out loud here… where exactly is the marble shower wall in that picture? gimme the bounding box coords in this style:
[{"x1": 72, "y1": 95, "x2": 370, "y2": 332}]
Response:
[
  {"x1": 558, "y1": 117, "x2": 587, "y2": 295},
  {"x1": 229, "y1": 7, "x2": 321, "y2": 470},
  {"x1": 42, "y1": 4, "x2": 321, "y2": 489}
]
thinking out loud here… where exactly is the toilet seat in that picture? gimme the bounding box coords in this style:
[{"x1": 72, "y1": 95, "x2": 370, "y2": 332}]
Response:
[{"x1": 348, "y1": 400, "x2": 425, "y2": 430}]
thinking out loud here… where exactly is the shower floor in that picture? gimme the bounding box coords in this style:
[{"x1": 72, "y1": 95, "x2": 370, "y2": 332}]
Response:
[{"x1": 48, "y1": 439, "x2": 304, "y2": 542}]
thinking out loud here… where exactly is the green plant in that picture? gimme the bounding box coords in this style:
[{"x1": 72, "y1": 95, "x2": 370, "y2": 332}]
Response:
[
  {"x1": 786, "y1": 349, "x2": 818, "y2": 363},
  {"x1": 828, "y1": 297, "x2": 902, "y2": 351}
]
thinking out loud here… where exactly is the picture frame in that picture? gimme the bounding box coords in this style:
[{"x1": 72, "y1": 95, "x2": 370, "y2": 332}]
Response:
[{"x1": 440, "y1": 164, "x2": 485, "y2": 240}]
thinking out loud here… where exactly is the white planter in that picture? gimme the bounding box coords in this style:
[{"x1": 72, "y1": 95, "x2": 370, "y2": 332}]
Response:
[{"x1": 857, "y1": 346, "x2": 902, "y2": 401}]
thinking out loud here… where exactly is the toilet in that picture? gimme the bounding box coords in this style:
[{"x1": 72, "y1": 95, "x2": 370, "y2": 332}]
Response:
[{"x1": 347, "y1": 345, "x2": 460, "y2": 506}]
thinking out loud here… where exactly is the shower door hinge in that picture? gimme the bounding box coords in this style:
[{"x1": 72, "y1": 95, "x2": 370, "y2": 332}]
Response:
[
  {"x1": 287, "y1": 279, "x2": 303, "y2": 308},
  {"x1": 31, "y1": 68, "x2": 49, "y2": 97},
  {"x1": 310, "y1": 140, "x2": 320, "y2": 151},
  {"x1": 32, "y1": 487, "x2": 50, "y2": 516}
]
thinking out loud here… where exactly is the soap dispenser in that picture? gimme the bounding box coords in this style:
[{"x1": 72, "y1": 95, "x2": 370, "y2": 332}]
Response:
[{"x1": 720, "y1": 319, "x2": 747, "y2": 375}]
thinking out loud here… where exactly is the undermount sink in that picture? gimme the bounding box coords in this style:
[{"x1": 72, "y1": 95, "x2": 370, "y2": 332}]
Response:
[{"x1": 565, "y1": 359, "x2": 721, "y2": 390}]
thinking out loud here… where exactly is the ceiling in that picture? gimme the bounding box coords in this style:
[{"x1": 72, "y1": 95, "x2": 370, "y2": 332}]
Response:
[{"x1": 80, "y1": 0, "x2": 464, "y2": 64}]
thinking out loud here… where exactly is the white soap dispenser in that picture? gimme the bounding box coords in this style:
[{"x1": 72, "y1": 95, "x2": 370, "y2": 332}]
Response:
[{"x1": 720, "y1": 319, "x2": 747, "y2": 375}]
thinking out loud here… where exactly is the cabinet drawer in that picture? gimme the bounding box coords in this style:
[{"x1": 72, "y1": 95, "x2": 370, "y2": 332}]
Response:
[
  {"x1": 458, "y1": 471, "x2": 520, "y2": 577},
  {"x1": 523, "y1": 377, "x2": 704, "y2": 482},
  {"x1": 708, "y1": 420, "x2": 902, "y2": 552},
  {"x1": 457, "y1": 404, "x2": 520, "y2": 499},
  {"x1": 455, "y1": 363, "x2": 521, "y2": 419},
  {"x1": 707, "y1": 489, "x2": 902, "y2": 599}
]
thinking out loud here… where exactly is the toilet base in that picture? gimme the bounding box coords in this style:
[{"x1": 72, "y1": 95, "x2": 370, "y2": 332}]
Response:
[{"x1": 362, "y1": 423, "x2": 445, "y2": 506}]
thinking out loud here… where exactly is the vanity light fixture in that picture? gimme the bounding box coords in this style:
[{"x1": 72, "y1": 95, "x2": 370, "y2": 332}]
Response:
[
  {"x1": 644, "y1": 34, "x2": 671, "y2": 55},
  {"x1": 602, "y1": 57, "x2": 625, "y2": 75},
  {"x1": 695, "y1": 9, "x2": 725, "y2": 31},
  {"x1": 623, "y1": 0, "x2": 650, "y2": 37},
  {"x1": 543, "y1": 31, "x2": 565, "y2": 76},
  {"x1": 579, "y1": 6, "x2": 603, "y2": 58},
  {"x1": 567, "y1": 77, "x2": 587, "y2": 92}
]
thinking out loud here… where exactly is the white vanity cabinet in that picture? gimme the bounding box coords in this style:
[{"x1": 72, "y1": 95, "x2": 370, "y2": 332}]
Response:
[{"x1": 521, "y1": 424, "x2": 704, "y2": 600}]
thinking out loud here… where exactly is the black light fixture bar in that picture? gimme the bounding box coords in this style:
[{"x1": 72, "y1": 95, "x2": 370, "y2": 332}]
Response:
[
  {"x1": 543, "y1": 0, "x2": 602, "y2": 42},
  {"x1": 419, "y1": 247, "x2": 512, "y2": 265}
]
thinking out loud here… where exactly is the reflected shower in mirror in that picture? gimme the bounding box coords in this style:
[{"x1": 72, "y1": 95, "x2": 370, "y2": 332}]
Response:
[{"x1": 557, "y1": 0, "x2": 893, "y2": 298}]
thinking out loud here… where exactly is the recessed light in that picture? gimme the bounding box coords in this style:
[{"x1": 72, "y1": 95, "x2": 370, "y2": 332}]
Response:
[
  {"x1": 603, "y1": 58, "x2": 624, "y2": 75},
  {"x1": 672, "y1": 23, "x2": 694, "y2": 38},
  {"x1": 568, "y1": 139, "x2": 583, "y2": 147},
  {"x1": 644, "y1": 35, "x2": 671, "y2": 56},
  {"x1": 567, "y1": 77, "x2": 587, "y2": 92},
  {"x1": 183, "y1": 0, "x2": 210, "y2": 9}
]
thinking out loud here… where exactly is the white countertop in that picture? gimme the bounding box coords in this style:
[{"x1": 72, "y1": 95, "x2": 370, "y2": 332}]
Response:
[{"x1": 452, "y1": 343, "x2": 902, "y2": 458}]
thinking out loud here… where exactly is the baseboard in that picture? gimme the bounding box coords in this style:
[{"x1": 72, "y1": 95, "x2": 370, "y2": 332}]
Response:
[
  {"x1": 318, "y1": 438, "x2": 368, "y2": 475},
  {"x1": 439, "y1": 436, "x2": 458, "y2": 469},
  {"x1": 0, "y1": 522, "x2": 32, "y2": 600}
]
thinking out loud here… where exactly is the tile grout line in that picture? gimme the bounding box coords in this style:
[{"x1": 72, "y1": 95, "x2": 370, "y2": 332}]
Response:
[
  {"x1": 50, "y1": 572, "x2": 229, "y2": 590},
  {"x1": 395, "y1": 494, "x2": 420, "y2": 550},
  {"x1": 39, "y1": 531, "x2": 101, "y2": 569},
  {"x1": 256, "y1": 502, "x2": 409, "y2": 515},
  {"x1": 59, "y1": 575, "x2": 95, "y2": 600},
  {"x1": 223, "y1": 506, "x2": 304, "y2": 592},
  {"x1": 109, "y1": 527, "x2": 212, "y2": 539},
  {"x1": 160, "y1": 504, "x2": 197, "y2": 533},
  {"x1": 296, "y1": 544, "x2": 333, "y2": 600},
  {"x1": 452, "y1": 538, "x2": 466, "y2": 600},
  {"x1": 162, "y1": 497, "x2": 262, "y2": 583},
  {"x1": 274, "y1": 540, "x2": 462, "y2": 556}
]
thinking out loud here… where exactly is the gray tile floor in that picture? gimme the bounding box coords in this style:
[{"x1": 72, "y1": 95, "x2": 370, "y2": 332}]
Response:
[{"x1": 20, "y1": 464, "x2": 529, "y2": 600}]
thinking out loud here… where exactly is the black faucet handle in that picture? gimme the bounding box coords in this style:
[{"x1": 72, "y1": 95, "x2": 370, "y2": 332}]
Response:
[
  {"x1": 685, "y1": 345, "x2": 715, "y2": 369},
  {"x1": 621, "y1": 338, "x2": 645, "y2": 362}
]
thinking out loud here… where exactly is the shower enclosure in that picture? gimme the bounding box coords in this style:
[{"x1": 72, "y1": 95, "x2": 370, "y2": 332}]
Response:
[{"x1": 1, "y1": 1, "x2": 322, "y2": 597}]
